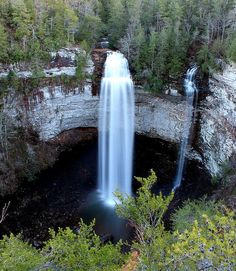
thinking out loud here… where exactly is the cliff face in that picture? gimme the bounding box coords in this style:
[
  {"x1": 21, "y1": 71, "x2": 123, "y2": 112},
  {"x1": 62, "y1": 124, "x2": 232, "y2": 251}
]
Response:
[
  {"x1": 200, "y1": 64, "x2": 236, "y2": 175},
  {"x1": 135, "y1": 90, "x2": 186, "y2": 143},
  {"x1": 25, "y1": 85, "x2": 99, "y2": 140},
  {"x1": 1, "y1": 47, "x2": 235, "y2": 195},
  {"x1": 20, "y1": 87, "x2": 185, "y2": 143}
]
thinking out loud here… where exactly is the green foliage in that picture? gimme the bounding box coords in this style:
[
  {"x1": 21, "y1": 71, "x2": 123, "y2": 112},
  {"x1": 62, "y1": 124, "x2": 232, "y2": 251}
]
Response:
[
  {"x1": 100, "y1": 0, "x2": 234, "y2": 90},
  {"x1": 228, "y1": 35, "x2": 236, "y2": 62},
  {"x1": 77, "y1": 15, "x2": 104, "y2": 48},
  {"x1": 197, "y1": 45, "x2": 216, "y2": 74},
  {"x1": 171, "y1": 198, "x2": 223, "y2": 232},
  {"x1": 115, "y1": 171, "x2": 236, "y2": 270},
  {"x1": 107, "y1": 0, "x2": 128, "y2": 47},
  {"x1": 0, "y1": 22, "x2": 8, "y2": 63},
  {"x1": 0, "y1": 0, "x2": 234, "y2": 92},
  {"x1": 116, "y1": 170, "x2": 174, "y2": 242},
  {"x1": 75, "y1": 54, "x2": 87, "y2": 84},
  {"x1": 43, "y1": 220, "x2": 126, "y2": 271},
  {"x1": 0, "y1": 172, "x2": 235, "y2": 270},
  {"x1": 168, "y1": 211, "x2": 236, "y2": 271},
  {"x1": 0, "y1": 234, "x2": 43, "y2": 271},
  {"x1": 0, "y1": 0, "x2": 82, "y2": 64},
  {"x1": 0, "y1": 220, "x2": 127, "y2": 271}
]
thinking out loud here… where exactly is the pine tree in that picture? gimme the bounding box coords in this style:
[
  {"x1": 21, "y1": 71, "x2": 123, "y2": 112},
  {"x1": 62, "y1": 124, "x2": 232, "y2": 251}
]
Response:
[{"x1": 0, "y1": 22, "x2": 8, "y2": 62}]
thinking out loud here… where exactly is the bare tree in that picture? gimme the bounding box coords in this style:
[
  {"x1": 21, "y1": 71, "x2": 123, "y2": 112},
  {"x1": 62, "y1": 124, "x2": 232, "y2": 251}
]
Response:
[{"x1": 0, "y1": 201, "x2": 10, "y2": 224}]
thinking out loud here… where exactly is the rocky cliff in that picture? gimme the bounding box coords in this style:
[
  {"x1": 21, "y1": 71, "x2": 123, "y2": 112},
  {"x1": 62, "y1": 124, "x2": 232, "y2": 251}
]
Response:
[
  {"x1": 200, "y1": 64, "x2": 236, "y2": 175},
  {"x1": 1, "y1": 47, "x2": 235, "y2": 195},
  {"x1": 21, "y1": 87, "x2": 186, "y2": 143}
]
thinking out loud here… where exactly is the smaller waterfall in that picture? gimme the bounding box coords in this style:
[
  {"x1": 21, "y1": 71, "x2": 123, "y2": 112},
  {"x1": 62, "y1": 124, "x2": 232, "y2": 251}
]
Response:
[
  {"x1": 98, "y1": 52, "x2": 135, "y2": 206},
  {"x1": 174, "y1": 67, "x2": 198, "y2": 190}
]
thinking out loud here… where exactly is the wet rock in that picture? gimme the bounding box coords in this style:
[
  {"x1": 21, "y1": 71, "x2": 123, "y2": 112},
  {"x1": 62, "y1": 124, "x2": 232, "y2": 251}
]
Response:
[{"x1": 91, "y1": 48, "x2": 109, "y2": 95}]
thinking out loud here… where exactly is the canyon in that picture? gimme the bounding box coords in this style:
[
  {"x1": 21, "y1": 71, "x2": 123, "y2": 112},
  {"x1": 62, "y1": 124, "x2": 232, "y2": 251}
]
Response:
[{"x1": 0, "y1": 48, "x2": 235, "y2": 195}]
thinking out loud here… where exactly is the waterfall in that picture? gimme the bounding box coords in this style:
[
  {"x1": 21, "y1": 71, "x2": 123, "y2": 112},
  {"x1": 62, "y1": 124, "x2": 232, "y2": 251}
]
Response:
[
  {"x1": 174, "y1": 67, "x2": 198, "y2": 190},
  {"x1": 98, "y1": 52, "x2": 135, "y2": 205}
]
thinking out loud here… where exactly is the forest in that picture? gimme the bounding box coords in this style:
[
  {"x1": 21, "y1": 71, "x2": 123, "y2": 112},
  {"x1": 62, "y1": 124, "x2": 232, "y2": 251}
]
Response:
[
  {"x1": 0, "y1": 0, "x2": 235, "y2": 90},
  {"x1": 0, "y1": 0, "x2": 235, "y2": 270}
]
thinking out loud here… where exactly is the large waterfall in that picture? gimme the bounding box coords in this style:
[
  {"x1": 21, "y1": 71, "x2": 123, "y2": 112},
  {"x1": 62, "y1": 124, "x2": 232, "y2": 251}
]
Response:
[
  {"x1": 98, "y1": 52, "x2": 135, "y2": 205},
  {"x1": 174, "y1": 67, "x2": 198, "y2": 190}
]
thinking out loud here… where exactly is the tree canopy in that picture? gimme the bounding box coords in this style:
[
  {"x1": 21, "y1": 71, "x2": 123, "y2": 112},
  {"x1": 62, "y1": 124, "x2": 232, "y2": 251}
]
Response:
[{"x1": 0, "y1": 0, "x2": 235, "y2": 91}]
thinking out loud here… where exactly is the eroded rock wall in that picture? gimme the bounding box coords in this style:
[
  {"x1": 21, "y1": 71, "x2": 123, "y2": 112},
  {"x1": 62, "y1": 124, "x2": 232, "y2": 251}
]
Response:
[
  {"x1": 200, "y1": 64, "x2": 236, "y2": 175},
  {"x1": 1, "y1": 46, "x2": 235, "y2": 196},
  {"x1": 135, "y1": 90, "x2": 186, "y2": 143},
  {"x1": 20, "y1": 88, "x2": 186, "y2": 143},
  {"x1": 25, "y1": 85, "x2": 99, "y2": 140}
]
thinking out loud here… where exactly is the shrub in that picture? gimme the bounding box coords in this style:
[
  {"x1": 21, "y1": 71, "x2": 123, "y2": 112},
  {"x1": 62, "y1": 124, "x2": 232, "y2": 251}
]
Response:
[
  {"x1": 0, "y1": 220, "x2": 127, "y2": 271},
  {"x1": 171, "y1": 198, "x2": 223, "y2": 232},
  {"x1": 42, "y1": 219, "x2": 127, "y2": 271},
  {"x1": 227, "y1": 36, "x2": 236, "y2": 62},
  {"x1": 115, "y1": 170, "x2": 174, "y2": 243},
  {"x1": 75, "y1": 54, "x2": 87, "y2": 84},
  {"x1": 168, "y1": 211, "x2": 236, "y2": 271},
  {"x1": 115, "y1": 172, "x2": 235, "y2": 270},
  {"x1": 0, "y1": 234, "x2": 43, "y2": 271}
]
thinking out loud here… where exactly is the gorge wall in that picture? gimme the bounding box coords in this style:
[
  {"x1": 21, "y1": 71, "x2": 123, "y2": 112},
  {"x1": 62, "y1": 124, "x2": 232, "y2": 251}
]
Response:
[
  {"x1": 200, "y1": 64, "x2": 236, "y2": 176},
  {"x1": 19, "y1": 87, "x2": 186, "y2": 143},
  {"x1": 1, "y1": 48, "x2": 235, "y2": 195}
]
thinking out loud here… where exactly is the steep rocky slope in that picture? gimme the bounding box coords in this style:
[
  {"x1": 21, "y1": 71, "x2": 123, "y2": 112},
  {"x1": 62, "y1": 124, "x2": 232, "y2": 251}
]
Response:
[{"x1": 200, "y1": 64, "x2": 236, "y2": 175}]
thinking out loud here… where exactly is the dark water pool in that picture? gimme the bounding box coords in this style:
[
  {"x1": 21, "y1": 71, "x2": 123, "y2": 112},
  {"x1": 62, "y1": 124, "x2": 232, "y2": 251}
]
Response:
[{"x1": 0, "y1": 135, "x2": 212, "y2": 246}]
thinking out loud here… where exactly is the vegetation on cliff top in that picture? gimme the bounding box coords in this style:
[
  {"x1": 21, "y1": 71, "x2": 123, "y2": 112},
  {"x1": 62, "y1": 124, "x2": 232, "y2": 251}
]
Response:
[
  {"x1": 0, "y1": 172, "x2": 235, "y2": 270},
  {"x1": 0, "y1": 0, "x2": 235, "y2": 91}
]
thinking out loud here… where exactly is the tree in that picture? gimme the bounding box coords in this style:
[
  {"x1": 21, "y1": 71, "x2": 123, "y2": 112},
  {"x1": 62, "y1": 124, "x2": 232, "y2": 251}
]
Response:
[
  {"x1": 11, "y1": 0, "x2": 32, "y2": 51},
  {"x1": 77, "y1": 15, "x2": 103, "y2": 47},
  {"x1": 0, "y1": 234, "x2": 43, "y2": 271},
  {"x1": 115, "y1": 170, "x2": 174, "y2": 243},
  {"x1": 228, "y1": 35, "x2": 236, "y2": 62},
  {"x1": 0, "y1": 23, "x2": 8, "y2": 62},
  {"x1": 107, "y1": 0, "x2": 127, "y2": 47},
  {"x1": 197, "y1": 44, "x2": 216, "y2": 74}
]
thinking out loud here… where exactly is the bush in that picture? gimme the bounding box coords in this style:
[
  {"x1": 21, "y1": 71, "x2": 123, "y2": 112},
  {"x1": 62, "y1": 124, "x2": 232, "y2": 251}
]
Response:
[
  {"x1": 115, "y1": 170, "x2": 174, "y2": 243},
  {"x1": 0, "y1": 172, "x2": 235, "y2": 271},
  {"x1": 0, "y1": 220, "x2": 127, "y2": 271},
  {"x1": 0, "y1": 234, "x2": 43, "y2": 271},
  {"x1": 171, "y1": 198, "x2": 223, "y2": 232},
  {"x1": 227, "y1": 36, "x2": 236, "y2": 62},
  {"x1": 43, "y1": 220, "x2": 126, "y2": 271},
  {"x1": 115, "y1": 172, "x2": 236, "y2": 270},
  {"x1": 169, "y1": 211, "x2": 236, "y2": 271}
]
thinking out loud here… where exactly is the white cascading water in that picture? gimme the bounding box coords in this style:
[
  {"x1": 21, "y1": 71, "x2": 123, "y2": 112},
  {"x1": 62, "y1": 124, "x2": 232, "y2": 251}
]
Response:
[
  {"x1": 174, "y1": 67, "x2": 198, "y2": 190},
  {"x1": 98, "y1": 51, "x2": 135, "y2": 205}
]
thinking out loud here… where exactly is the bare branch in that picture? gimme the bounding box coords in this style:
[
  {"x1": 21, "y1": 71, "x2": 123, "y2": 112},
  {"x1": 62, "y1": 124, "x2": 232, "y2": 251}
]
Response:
[{"x1": 0, "y1": 201, "x2": 10, "y2": 224}]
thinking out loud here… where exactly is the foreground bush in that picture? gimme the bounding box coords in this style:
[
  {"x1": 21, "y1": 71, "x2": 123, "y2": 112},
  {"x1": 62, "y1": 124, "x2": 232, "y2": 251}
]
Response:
[
  {"x1": 0, "y1": 171, "x2": 235, "y2": 270},
  {"x1": 0, "y1": 234, "x2": 43, "y2": 271},
  {"x1": 42, "y1": 220, "x2": 126, "y2": 271},
  {"x1": 0, "y1": 220, "x2": 127, "y2": 271},
  {"x1": 171, "y1": 198, "x2": 223, "y2": 232},
  {"x1": 116, "y1": 171, "x2": 236, "y2": 271}
]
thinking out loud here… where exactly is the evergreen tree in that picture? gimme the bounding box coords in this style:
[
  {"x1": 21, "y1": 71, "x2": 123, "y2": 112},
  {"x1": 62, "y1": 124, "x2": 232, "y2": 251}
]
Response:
[{"x1": 0, "y1": 23, "x2": 8, "y2": 63}]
